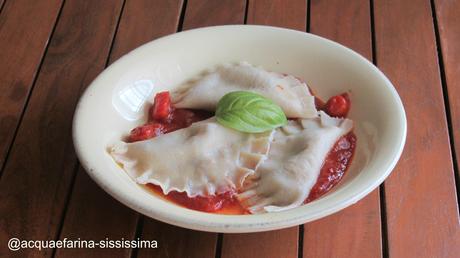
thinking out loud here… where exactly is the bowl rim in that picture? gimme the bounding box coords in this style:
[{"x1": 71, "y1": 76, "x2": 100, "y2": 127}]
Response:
[{"x1": 72, "y1": 24, "x2": 407, "y2": 233}]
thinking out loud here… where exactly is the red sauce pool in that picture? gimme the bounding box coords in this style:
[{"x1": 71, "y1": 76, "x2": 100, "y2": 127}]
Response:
[
  {"x1": 304, "y1": 131, "x2": 356, "y2": 203},
  {"x1": 159, "y1": 108, "x2": 212, "y2": 133},
  {"x1": 147, "y1": 184, "x2": 249, "y2": 215},
  {"x1": 135, "y1": 96, "x2": 355, "y2": 214}
]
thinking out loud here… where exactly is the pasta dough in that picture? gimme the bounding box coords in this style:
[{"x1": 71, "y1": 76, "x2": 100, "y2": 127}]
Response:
[
  {"x1": 237, "y1": 111, "x2": 353, "y2": 213},
  {"x1": 172, "y1": 62, "x2": 317, "y2": 118},
  {"x1": 110, "y1": 118, "x2": 274, "y2": 197}
]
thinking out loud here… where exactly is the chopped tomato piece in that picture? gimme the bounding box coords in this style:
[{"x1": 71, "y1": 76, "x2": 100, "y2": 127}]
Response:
[
  {"x1": 128, "y1": 123, "x2": 163, "y2": 142},
  {"x1": 325, "y1": 93, "x2": 350, "y2": 117},
  {"x1": 151, "y1": 91, "x2": 172, "y2": 122}
]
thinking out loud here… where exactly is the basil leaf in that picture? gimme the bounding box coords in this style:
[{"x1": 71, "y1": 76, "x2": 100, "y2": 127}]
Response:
[{"x1": 215, "y1": 91, "x2": 287, "y2": 133}]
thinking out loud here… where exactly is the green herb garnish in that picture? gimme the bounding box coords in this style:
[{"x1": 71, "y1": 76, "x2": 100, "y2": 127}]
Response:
[{"x1": 215, "y1": 91, "x2": 287, "y2": 133}]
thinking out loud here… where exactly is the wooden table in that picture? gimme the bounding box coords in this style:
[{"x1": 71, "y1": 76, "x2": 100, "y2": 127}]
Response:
[{"x1": 0, "y1": 0, "x2": 459, "y2": 257}]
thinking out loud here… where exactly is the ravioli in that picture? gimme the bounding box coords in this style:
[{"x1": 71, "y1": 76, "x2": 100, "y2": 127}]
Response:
[
  {"x1": 110, "y1": 118, "x2": 274, "y2": 197},
  {"x1": 110, "y1": 62, "x2": 356, "y2": 214},
  {"x1": 237, "y1": 111, "x2": 353, "y2": 213},
  {"x1": 171, "y1": 62, "x2": 317, "y2": 118}
]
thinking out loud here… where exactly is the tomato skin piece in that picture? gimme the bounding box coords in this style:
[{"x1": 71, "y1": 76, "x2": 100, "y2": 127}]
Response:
[
  {"x1": 151, "y1": 91, "x2": 172, "y2": 121},
  {"x1": 325, "y1": 93, "x2": 351, "y2": 117},
  {"x1": 128, "y1": 123, "x2": 163, "y2": 142}
]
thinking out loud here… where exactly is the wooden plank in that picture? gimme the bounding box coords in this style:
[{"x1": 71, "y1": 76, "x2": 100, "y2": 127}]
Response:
[
  {"x1": 222, "y1": 230, "x2": 298, "y2": 258},
  {"x1": 0, "y1": 0, "x2": 124, "y2": 257},
  {"x1": 138, "y1": 222, "x2": 217, "y2": 258},
  {"x1": 303, "y1": 1, "x2": 382, "y2": 257},
  {"x1": 303, "y1": 193, "x2": 381, "y2": 258},
  {"x1": 374, "y1": 0, "x2": 460, "y2": 257},
  {"x1": 221, "y1": 1, "x2": 306, "y2": 257},
  {"x1": 0, "y1": 0, "x2": 5, "y2": 14},
  {"x1": 246, "y1": 0, "x2": 306, "y2": 31},
  {"x1": 0, "y1": 0, "x2": 63, "y2": 171},
  {"x1": 434, "y1": 0, "x2": 460, "y2": 178},
  {"x1": 182, "y1": 0, "x2": 246, "y2": 29},
  {"x1": 54, "y1": 1, "x2": 184, "y2": 257},
  {"x1": 110, "y1": 0, "x2": 184, "y2": 62},
  {"x1": 310, "y1": 0, "x2": 372, "y2": 57},
  {"x1": 137, "y1": 1, "x2": 246, "y2": 258},
  {"x1": 55, "y1": 171, "x2": 138, "y2": 258}
]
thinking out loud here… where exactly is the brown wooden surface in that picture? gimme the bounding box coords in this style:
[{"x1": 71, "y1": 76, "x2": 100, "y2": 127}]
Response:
[
  {"x1": 182, "y1": 0, "x2": 246, "y2": 30},
  {"x1": 222, "y1": 230, "x2": 298, "y2": 258},
  {"x1": 303, "y1": 1, "x2": 382, "y2": 257},
  {"x1": 247, "y1": 0, "x2": 306, "y2": 31},
  {"x1": 1, "y1": 0, "x2": 459, "y2": 257},
  {"x1": 0, "y1": 0, "x2": 63, "y2": 171},
  {"x1": 434, "y1": 0, "x2": 460, "y2": 178},
  {"x1": 0, "y1": 0, "x2": 124, "y2": 257},
  {"x1": 0, "y1": 0, "x2": 5, "y2": 14},
  {"x1": 139, "y1": 220, "x2": 217, "y2": 258},
  {"x1": 55, "y1": 170, "x2": 137, "y2": 258},
  {"x1": 374, "y1": 0, "x2": 460, "y2": 257}
]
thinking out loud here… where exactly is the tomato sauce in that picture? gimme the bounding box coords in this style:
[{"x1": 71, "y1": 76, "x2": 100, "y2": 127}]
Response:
[
  {"x1": 127, "y1": 108, "x2": 213, "y2": 142},
  {"x1": 157, "y1": 108, "x2": 213, "y2": 134},
  {"x1": 147, "y1": 184, "x2": 249, "y2": 215},
  {"x1": 304, "y1": 132, "x2": 356, "y2": 203},
  {"x1": 130, "y1": 91, "x2": 356, "y2": 214}
]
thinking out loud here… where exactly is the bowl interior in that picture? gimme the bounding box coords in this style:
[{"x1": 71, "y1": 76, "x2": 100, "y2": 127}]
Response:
[{"x1": 73, "y1": 25, "x2": 406, "y2": 233}]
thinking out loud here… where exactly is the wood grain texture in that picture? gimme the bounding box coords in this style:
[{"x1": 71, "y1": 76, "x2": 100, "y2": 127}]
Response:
[
  {"x1": 111, "y1": 0, "x2": 184, "y2": 63},
  {"x1": 247, "y1": 0, "x2": 306, "y2": 31},
  {"x1": 55, "y1": 170, "x2": 138, "y2": 258},
  {"x1": 374, "y1": 0, "x2": 460, "y2": 257},
  {"x1": 434, "y1": 0, "x2": 460, "y2": 178},
  {"x1": 221, "y1": 1, "x2": 306, "y2": 257},
  {"x1": 303, "y1": 192, "x2": 381, "y2": 258},
  {"x1": 137, "y1": 1, "x2": 246, "y2": 257},
  {"x1": 55, "y1": 1, "x2": 184, "y2": 257},
  {"x1": 138, "y1": 221, "x2": 217, "y2": 258},
  {"x1": 0, "y1": 0, "x2": 124, "y2": 257},
  {"x1": 310, "y1": 0, "x2": 372, "y2": 57},
  {"x1": 182, "y1": 0, "x2": 246, "y2": 30},
  {"x1": 221, "y1": 229, "x2": 298, "y2": 258},
  {"x1": 303, "y1": 1, "x2": 382, "y2": 257},
  {"x1": 0, "y1": 0, "x2": 62, "y2": 172},
  {"x1": 0, "y1": 0, "x2": 6, "y2": 15}
]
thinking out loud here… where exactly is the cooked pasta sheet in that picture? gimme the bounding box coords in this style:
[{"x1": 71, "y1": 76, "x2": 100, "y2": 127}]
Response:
[
  {"x1": 172, "y1": 62, "x2": 317, "y2": 119},
  {"x1": 110, "y1": 118, "x2": 274, "y2": 197}
]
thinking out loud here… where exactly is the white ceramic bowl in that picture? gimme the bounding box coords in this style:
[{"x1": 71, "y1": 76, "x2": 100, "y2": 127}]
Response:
[{"x1": 73, "y1": 25, "x2": 406, "y2": 233}]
